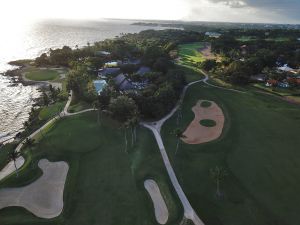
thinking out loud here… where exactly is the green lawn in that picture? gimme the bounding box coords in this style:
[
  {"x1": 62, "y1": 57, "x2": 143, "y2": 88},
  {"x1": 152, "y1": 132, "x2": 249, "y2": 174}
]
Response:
[
  {"x1": 38, "y1": 101, "x2": 66, "y2": 121},
  {"x1": 68, "y1": 100, "x2": 93, "y2": 113},
  {"x1": 199, "y1": 119, "x2": 216, "y2": 127},
  {"x1": 252, "y1": 84, "x2": 300, "y2": 104},
  {"x1": 253, "y1": 83, "x2": 300, "y2": 96},
  {"x1": 176, "y1": 42, "x2": 209, "y2": 83},
  {"x1": 25, "y1": 68, "x2": 60, "y2": 81},
  {"x1": 0, "y1": 144, "x2": 15, "y2": 171},
  {"x1": 236, "y1": 36, "x2": 290, "y2": 42},
  {"x1": 201, "y1": 101, "x2": 212, "y2": 107},
  {"x1": 0, "y1": 112, "x2": 182, "y2": 225},
  {"x1": 67, "y1": 95, "x2": 95, "y2": 113},
  {"x1": 236, "y1": 36, "x2": 257, "y2": 42},
  {"x1": 265, "y1": 37, "x2": 290, "y2": 42},
  {"x1": 161, "y1": 83, "x2": 300, "y2": 225},
  {"x1": 175, "y1": 64, "x2": 205, "y2": 83},
  {"x1": 178, "y1": 42, "x2": 205, "y2": 67}
]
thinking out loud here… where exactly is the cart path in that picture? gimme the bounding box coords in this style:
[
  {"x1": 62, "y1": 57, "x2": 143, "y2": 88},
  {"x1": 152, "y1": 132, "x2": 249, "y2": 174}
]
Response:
[
  {"x1": 1, "y1": 91, "x2": 95, "y2": 181},
  {"x1": 140, "y1": 78, "x2": 205, "y2": 225},
  {"x1": 140, "y1": 71, "x2": 244, "y2": 224}
]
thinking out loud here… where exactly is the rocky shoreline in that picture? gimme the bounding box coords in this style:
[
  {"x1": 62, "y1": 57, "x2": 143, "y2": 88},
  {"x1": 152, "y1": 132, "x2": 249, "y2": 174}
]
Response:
[
  {"x1": 0, "y1": 60, "x2": 42, "y2": 144},
  {"x1": 3, "y1": 60, "x2": 37, "y2": 86}
]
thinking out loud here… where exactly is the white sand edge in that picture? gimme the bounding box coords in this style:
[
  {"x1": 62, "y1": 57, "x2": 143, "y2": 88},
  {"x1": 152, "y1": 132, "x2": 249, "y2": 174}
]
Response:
[
  {"x1": 182, "y1": 100, "x2": 225, "y2": 144},
  {"x1": 144, "y1": 179, "x2": 169, "y2": 224},
  {"x1": 0, "y1": 159, "x2": 69, "y2": 218}
]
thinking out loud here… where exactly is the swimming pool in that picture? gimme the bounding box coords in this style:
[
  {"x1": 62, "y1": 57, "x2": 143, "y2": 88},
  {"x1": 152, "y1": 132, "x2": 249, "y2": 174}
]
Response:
[{"x1": 93, "y1": 80, "x2": 107, "y2": 95}]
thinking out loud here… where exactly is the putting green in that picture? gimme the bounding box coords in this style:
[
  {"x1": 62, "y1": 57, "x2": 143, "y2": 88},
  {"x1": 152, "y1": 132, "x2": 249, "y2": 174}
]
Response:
[
  {"x1": 200, "y1": 101, "x2": 212, "y2": 108},
  {"x1": 25, "y1": 69, "x2": 59, "y2": 81},
  {"x1": 199, "y1": 119, "x2": 216, "y2": 127},
  {"x1": 178, "y1": 42, "x2": 205, "y2": 67}
]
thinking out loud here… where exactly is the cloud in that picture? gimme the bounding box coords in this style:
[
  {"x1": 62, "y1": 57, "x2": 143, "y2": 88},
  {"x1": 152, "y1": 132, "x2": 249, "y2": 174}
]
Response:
[
  {"x1": 183, "y1": 0, "x2": 300, "y2": 24},
  {"x1": 209, "y1": 0, "x2": 248, "y2": 8},
  {"x1": 207, "y1": 0, "x2": 297, "y2": 9}
]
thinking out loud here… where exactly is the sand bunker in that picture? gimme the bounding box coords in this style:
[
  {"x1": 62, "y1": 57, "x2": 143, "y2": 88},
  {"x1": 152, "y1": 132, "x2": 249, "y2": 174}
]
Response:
[
  {"x1": 0, "y1": 159, "x2": 69, "y2": 218},
  {"x1": 182, "y1": 100, "x2": 224, "y2": 144},
  {"x1": 144, "y1": 179, "x2": 169, "y2": 224},
  {"x1": 198, "y1": 43, "x2": 215, "y2": 60},
  {"x1": 0, "y1": 156, "x2": 25, "y2": 181}
]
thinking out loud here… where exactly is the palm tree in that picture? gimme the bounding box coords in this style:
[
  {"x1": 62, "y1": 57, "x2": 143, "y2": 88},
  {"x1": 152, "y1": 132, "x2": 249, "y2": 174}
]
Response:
[
  {"x1": 108, "y1": 96, "x2": 140, "y2": 152},
  {"x1": 210, "y1": 166, "x2": 228, "y2": 198},
  {"x1": 177, "y1": 100, "x2": 183, "y2": 126},
  {"x1": 23, "y1": 121, "x2": 30, "y2": 130},
  {"x1": 25, "y1": 138, "x2": 34, "y2": 147},
  {"x1": 173, "y1": 128, "x2": 186, "y2": 155},
  {"x1": 128, "y1": 114, "x2": 140, "y2": 147},
  {"x1": 7, "y1": 149, "x2": 21, "y2": 177},
  {"x1": 93, "y1": 101, "x2": 101, "y2": 125},
  {"x1": 123, "y1": 121, "x2": 130, "y2": 153},
  {"x1": 24, "y1": 138, "x2": 34, "y2": 167},
  {"x1": 42, "y1": 91, "x2": 50, "y2": 106}
]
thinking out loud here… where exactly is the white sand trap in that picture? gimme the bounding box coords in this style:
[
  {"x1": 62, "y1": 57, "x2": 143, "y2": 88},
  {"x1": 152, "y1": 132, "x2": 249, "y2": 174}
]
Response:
[
  {"x1": 0, "y1": 156, "x2": 25, "y2": 181},
  {"x1": 0, "y1": 159, "x2": 69, "y2": 218},
  {"x1": 199, "y1": 43, "x2": 216, "y2": 60},
  {"x1": 182, "y1": 100, "x2": 224, "y2": 144},
  {"x1": 144, "y1": 179, "x2": 169, "y2": 224}
]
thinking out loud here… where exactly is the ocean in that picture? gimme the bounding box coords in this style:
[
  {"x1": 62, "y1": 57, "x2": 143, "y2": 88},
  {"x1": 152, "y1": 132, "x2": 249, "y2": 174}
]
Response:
[{"x1": 0, "y1": 19, "x2": 172, "y2": 142}]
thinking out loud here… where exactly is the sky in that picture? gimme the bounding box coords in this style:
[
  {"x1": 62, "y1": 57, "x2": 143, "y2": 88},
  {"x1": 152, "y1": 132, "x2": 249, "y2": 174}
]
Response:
[{"x1": 1, "y1": 0, "x2": 300, "y2": 24}]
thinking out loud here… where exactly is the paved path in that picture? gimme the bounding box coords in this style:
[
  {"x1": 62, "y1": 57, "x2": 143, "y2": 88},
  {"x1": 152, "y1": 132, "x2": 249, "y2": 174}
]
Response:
[
  {"x1": 1, "y1": 91, "x2": 96, "y2": 181},
  {"x1": 140, "y1": 78, "x2": 205, "y2": 225},
  {"x1": 200, "y1": 69, "x2": 246, "y2": 94},
  {"x1": 141, "y1": 123, "x2": 205, "y2": 225},
  {"x1": 16, "y1": 91, "x2": 96, "y2": 152},
  {"x1": 140, "y1": 71, "x2": 245, "y2": 225}
]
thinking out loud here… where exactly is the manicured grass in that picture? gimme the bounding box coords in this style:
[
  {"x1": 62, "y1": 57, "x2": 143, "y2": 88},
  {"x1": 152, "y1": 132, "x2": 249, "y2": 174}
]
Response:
[
  {"x1": 200, "y1": 101, "x2": 212, "y2": 108},
  {"x1": 68, "y1": 95, "x2": 94, "y2": 113},
  {"x1": 199, "y1": 119, "x2": 216, "y2": 127},
  {"x1": 207, "y1": 73, "x2": 247, "y2": 92},
  {"x1": 25, "y1": 68, "x2": 60, "y2": 81},
  {"x1": 178, "y1": 42, "x2": 205, "y2": 67},
  {"x1": 252, "y1": 84, "x2": 300, "y2": 103},
  {"x1": 236, "y1": 36, "x2": 257, "y2": 42},
  {"x1": 0, "y1": 112, "x2": 182, "y2": 225},
  {"x1": 162, "y1": 83, "x2": 300, "y2": 225},
  {"x1": 68, "y1": 100, "x2": 93, "y2": 113},
  {"x1": 176, "y1": 42, "x2": 208, "y2": 83},
  {"x1": 236, "y1": 36, "x2": 290, "y2": 42},
  {"x1": 175, "y1": 64, "x2": 204, "y2": 83},
  {"x1": 38, "y1": 101, "x2": 66, "y2": 121},
  {"x1": 253, "y1": 83, "x2": 300, "y2": 96},
  {"x1": 265, "y1": 37, "x2": 290, "y2": 42},
  {"x1": 129, "y1": 127, "x2": 183, "y2": 224},
  {"x1": 0, "y1": 144, "x2": 15, "y2": 171}
]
